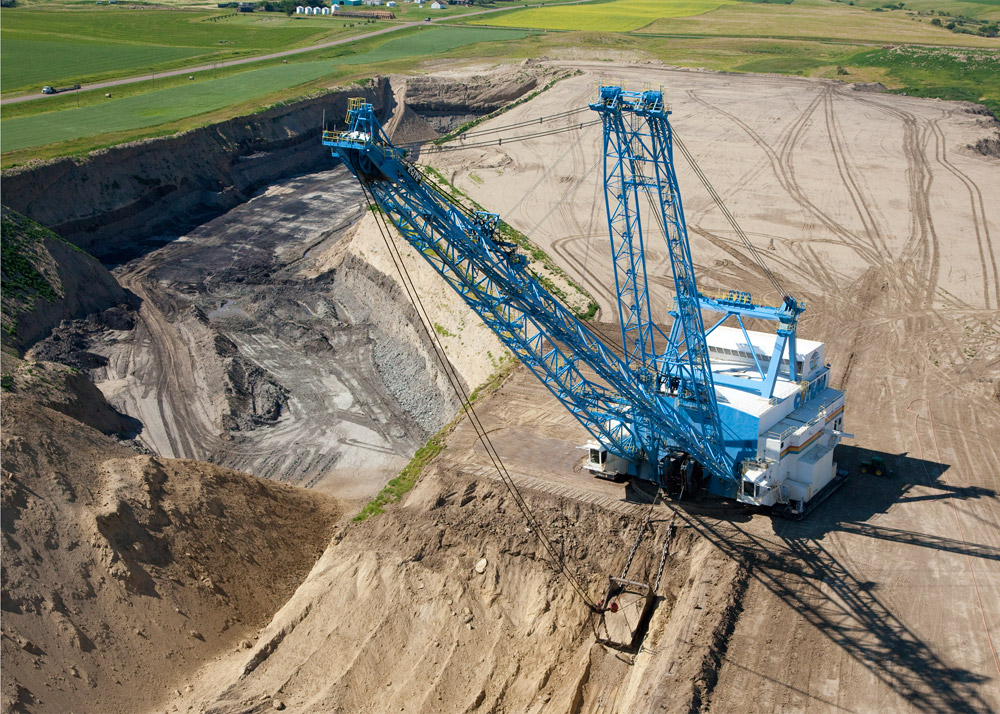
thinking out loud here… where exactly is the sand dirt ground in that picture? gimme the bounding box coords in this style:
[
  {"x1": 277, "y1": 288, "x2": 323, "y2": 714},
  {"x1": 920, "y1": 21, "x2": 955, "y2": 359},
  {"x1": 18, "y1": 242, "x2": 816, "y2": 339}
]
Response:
[{"x1": 419, "y1": 64, "x2": 1000, "y2": 712}]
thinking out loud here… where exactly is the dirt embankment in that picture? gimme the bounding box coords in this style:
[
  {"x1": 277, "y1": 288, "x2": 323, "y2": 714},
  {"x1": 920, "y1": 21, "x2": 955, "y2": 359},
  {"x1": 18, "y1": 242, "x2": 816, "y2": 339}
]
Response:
[
  {"x1": 171, "y1": 468, "x2": 745, "y2": 714},
  {"x1": 0, "y1": 396, "x2": 342, "y2": 714},
  {"x1": 0, "y1": 208, "x2": 126, "y2": 354}
]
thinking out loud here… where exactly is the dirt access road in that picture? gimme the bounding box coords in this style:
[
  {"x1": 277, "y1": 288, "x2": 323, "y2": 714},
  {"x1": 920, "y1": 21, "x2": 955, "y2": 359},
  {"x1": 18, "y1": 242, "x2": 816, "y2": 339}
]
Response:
[{"x1": 427, "y1": 64, "x2": 1000, "y2": 712}]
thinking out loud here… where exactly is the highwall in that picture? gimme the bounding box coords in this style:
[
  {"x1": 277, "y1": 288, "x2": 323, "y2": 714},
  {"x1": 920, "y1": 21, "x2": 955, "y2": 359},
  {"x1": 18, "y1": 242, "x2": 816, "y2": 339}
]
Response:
[
  {"x1": 0, "y1": 68, "x2": 542, "y2": 262},
  {"x1": 0, "y1": 79, "x2": 393, "y2": 260}
]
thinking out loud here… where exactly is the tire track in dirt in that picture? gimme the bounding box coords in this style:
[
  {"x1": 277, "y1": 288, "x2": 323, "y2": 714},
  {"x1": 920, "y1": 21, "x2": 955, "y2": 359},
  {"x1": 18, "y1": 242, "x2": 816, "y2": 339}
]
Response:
[
  {"x1": 929, "y1": 109, "x2": 999, "y2": 311},
  {"x1": 821, "y1": 89, "x2": 891, "y2": 259},
  {"x1": 117, "y1": 265, "x2": 221, "y2": 461},
  {"x1": 687, "y1": 88, "x2": 886, "y2": 279},
  {"x1": 842, "y1": 91, "x2": 943, "y2": 310}
]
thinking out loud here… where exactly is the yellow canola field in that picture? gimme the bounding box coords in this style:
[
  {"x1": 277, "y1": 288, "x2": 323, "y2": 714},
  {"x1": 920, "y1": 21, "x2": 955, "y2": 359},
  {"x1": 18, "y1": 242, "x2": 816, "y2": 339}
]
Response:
[{"x1": 470, "y1": 0, "x2": 735, "y2": 32}]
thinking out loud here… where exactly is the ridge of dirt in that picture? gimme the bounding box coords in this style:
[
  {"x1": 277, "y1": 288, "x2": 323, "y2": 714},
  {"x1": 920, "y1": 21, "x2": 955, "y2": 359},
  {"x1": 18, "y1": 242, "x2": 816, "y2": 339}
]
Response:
[
  {"x1": 166, "y1": 467, "x2": 740, "y2": 714},
  {"x1": 0, "y1": 396, "x2": 342, "y2": 714}
]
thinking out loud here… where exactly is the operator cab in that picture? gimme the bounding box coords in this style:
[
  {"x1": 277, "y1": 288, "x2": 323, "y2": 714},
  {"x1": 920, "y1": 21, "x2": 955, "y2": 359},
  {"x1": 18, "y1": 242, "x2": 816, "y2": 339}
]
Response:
[{"x1": 582, "y1": 442, "x2": 629, "y2": 482}]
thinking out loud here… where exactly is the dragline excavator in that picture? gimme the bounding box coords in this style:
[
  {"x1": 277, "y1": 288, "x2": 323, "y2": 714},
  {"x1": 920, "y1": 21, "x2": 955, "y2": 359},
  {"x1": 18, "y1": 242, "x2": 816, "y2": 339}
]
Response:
[{"x1": 322, "y1": 87, "x2": 848, "y2": 518}]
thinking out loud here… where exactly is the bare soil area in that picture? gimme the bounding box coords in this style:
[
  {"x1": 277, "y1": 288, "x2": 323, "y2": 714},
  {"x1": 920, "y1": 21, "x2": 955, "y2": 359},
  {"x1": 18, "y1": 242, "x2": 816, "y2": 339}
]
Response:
[
  {"x1": 425, "y1": 63, "x2": 1000, "y2": 712},
  {"x1": 162, "y1": 468, "x2": 743, "y2": 714},
  {"x1": 1, "y1": 396, "x2": 341, "y2": 714}
]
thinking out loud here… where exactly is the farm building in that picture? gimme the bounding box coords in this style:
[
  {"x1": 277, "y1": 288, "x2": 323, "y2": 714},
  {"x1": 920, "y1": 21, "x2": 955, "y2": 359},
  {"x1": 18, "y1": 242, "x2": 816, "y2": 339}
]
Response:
[
  {"x1": 295, "y1": 4, "x2": 304, "y2": 10},
  {"x1": 321, "y1": 6, "x2": 330, "y2": 13},
  {"x1": 386, "y1": 1, "x2": 396, "y2": 6},
  {"x1": 430, "y1": 1, "x2": 444, "y2": 7}
]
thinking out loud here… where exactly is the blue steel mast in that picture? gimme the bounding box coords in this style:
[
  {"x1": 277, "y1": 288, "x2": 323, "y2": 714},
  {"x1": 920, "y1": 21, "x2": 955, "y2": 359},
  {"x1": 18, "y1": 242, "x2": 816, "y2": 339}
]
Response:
[{"x1": 591, "y1": 86, "x2": 726, "y2": 473}]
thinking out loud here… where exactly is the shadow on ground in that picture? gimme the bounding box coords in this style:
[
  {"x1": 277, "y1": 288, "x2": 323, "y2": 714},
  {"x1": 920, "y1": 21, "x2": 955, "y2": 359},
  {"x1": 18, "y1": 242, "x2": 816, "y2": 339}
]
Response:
[{"x1": 666, "y1": 444, "x2": 995, "y2": 713}]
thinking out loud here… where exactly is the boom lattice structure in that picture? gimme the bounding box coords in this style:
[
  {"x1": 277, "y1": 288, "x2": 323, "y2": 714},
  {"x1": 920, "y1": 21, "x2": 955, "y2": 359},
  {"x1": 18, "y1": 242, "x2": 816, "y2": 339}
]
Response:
[{"x1": 323, "y1": 87, "x2": 848, "y2": 516}]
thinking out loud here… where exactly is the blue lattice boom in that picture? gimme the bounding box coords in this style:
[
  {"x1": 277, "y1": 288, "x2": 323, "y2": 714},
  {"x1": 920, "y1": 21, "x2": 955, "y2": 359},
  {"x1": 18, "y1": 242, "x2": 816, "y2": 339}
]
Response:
[{"x1": 322, "y1": 86, "x2": 848, "y2": 516}]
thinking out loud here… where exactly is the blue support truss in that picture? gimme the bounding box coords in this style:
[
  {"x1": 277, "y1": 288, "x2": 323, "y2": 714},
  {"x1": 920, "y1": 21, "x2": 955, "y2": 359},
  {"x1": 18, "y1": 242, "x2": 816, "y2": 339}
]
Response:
[{"x1": 591, "y1": 87, "x2": 729, "y2": 474}]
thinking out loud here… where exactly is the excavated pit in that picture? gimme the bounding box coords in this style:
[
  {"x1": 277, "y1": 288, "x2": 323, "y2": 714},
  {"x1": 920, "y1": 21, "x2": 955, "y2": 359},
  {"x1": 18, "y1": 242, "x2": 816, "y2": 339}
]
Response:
[
  {"x1": 17, "y1": 69, "x2": 549, "y2": 502},
  {"x1": 4, "y1": 60, "x2": 1000, "y2": 714}
]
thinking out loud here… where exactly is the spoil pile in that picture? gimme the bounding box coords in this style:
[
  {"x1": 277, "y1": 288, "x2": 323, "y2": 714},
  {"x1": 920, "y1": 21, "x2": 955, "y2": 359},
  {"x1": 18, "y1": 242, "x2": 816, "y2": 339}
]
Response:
[
  {"x1": 174, "y1": 468, "x2": 744, "y2": 714},
  {"x1": 1, "y1": 397, "x2": 341, "y2": 714}
]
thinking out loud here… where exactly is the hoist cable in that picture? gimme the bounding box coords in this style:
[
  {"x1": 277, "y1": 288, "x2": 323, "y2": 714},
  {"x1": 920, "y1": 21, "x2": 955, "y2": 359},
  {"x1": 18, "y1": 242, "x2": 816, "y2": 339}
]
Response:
[{"x1": 672, "y1": 132, "x2": 788, "y2": 299}]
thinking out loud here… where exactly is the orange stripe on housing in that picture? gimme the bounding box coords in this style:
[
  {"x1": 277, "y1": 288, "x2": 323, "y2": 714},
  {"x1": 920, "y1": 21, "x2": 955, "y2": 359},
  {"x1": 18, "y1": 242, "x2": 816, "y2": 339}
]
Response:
[
  {"x1": 779, "y1": 428, "x2": 824, "y2": 459},
  {"x1": 825, "y1": 404, "x2": 845, "y2": 423}
]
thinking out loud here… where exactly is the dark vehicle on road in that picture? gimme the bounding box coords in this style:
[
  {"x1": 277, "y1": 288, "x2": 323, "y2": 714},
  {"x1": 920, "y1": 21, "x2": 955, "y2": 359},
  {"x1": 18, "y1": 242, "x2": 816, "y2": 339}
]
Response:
[{"x1": 41, "y1": 84, "x2": 82, "y2": 95}]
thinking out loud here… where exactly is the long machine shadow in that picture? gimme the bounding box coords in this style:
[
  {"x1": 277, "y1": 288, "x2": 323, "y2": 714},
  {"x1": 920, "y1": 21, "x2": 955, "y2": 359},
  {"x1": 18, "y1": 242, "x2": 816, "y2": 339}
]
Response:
[
  {"x1": 673, "y1": 509, "x2": 991, "y2": 712},
  {"x1": 667, "y1": 441, "x2": 994, "y2": 713}
]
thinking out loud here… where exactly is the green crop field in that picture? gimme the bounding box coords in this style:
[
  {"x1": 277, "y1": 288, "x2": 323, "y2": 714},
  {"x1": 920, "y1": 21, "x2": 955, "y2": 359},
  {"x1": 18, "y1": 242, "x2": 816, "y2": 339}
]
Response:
[
  {"x1": 0, "y1": 8, "x2": 363, "y2": 92},
  {"x1": 636, "y1": 2, "x2": 1000, "y2": 47},
  {"x1": 0, "y1": 26, "x2": 534, "y2": 154},
  {"x1": 332, "y1": 25, "x2": 533, "y2": 63},
  {"x1": 849, "y1": 0, "x2": 1000, "y2": 20},
  {"x1": 1, "y1": 38, "x2": 209, "y2": 90},
  {"x1": 2, "y1": 0, "x2": 997, "y2": 165},
  {"x1": 468, "y1": 0, "x2": 737, "y2": 31}
]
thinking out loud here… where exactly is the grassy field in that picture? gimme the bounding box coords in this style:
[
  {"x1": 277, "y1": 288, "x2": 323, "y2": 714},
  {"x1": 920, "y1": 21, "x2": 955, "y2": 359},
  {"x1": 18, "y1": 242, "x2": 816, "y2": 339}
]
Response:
[
  {"x1": 468, "y1": 0, "x2": 737, "y2": 31},
  {"x1": 849, "y1": 0, "x2": 1000, "y2": 20},
  {"x1": 1, "y1": 38, "x2": 213, "y2": 91},
  {"x1": 849, "y1": 44, "x2": 1000, "y2": 114},
  {"x1": 1, "y1": 7, "x2": 366, "y2": 92},
  {"x1": 636, "y1": 2, "x2": 1000, "y2": 47},
  {"x1": 0, "y1": 26, "x2": 533, "y2": 154},
  {"x1": 2, "y1": 0, "x2": 997, "y2": 165}
]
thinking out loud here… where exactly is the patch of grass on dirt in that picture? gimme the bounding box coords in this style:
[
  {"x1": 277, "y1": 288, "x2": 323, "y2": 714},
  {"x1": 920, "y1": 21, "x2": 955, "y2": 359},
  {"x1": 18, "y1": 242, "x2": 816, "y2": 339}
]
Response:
[
  {"x1": 847, "y1": 45, "x2": 1000, "y2": 117},
  {"x1": 353, "y1": 355, "x2": 519, "y2": 522},
  {"x1": 353, "y1": 435, "x2": 445, "y2": 521},
  {"x1": 0, "y1": 209, "x2": 64, "y2": 341}
]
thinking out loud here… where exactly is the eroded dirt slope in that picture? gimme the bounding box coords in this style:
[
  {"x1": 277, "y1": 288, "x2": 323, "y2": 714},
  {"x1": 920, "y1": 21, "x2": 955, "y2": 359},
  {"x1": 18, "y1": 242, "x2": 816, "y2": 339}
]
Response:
[{"x1": 1, "y1": 397, "x2": 341, "y2": 714}]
